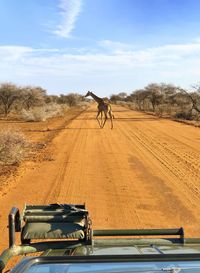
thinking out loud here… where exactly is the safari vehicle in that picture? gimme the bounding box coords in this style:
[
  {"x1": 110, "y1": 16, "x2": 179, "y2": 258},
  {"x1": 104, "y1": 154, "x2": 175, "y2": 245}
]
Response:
[{"x1": 1, "y1": 204, "x2": 200, "y2": 273}]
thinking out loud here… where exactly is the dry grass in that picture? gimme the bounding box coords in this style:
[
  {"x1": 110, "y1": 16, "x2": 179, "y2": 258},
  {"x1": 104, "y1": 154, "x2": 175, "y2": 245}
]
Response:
[
  {"x1": 21, "y1": 103, "x2": 69, "y2": 122},
  {"x1": 21, "y1": 107, "x2": 46, "y2": 122},
  {"x1": 0, "y1": 128, "x2": 29, "y2": 165}
]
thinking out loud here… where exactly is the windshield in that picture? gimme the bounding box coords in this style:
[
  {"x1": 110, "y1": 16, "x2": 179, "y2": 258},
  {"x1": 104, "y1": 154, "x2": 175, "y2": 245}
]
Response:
[{"x1": 23, "y1": 261, "x2": 200, "y2": 273}]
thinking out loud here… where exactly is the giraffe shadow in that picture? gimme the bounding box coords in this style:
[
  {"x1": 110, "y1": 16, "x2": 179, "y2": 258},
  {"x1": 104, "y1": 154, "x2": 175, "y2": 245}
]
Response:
[
  {"x1": 65, "y1": 127, "x2": 101, "y2": 130},
  {"x1": 25, "y1": 127, "x2": 101, "y2": 132},
  {"x1": 84, "y1": 110, "x2": 97, "y2": 113},
  {"x1": 76, "y1": 117, "x2": 97, "y2": 120},
  {"x1": 114, "y1": 117, "x2": 159, "y2": 121},
  {"x1": 111, "y1": 109, "x2": 131, "y2": 112},
  {"x1": 76, "y1": 117, "x2": 158, "y2": 121}
]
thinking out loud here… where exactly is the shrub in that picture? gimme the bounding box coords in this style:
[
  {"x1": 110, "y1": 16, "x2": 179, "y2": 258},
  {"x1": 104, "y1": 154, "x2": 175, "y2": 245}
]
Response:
[
  {"x1": 21, "y1": 107, "x2": 46, "y2": 122},
  {"x1": 0, "y1": 129, "x2": 29, "y2": 165},
  {"x1": 21, "y1": 103, "x2": 68, "y2": 122},
  {"x1": 76, "y1": 101, "x2": 90, "y2": 110},
  {"x1": 44, "y1": 103, "x2": 66, "y2": 118},
  {"x1": 173, "y1": 111, "x2": 193, "y2": 120}
]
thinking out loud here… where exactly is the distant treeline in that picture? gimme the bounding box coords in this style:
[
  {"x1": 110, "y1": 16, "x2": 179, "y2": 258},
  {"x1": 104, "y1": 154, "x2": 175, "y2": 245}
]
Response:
[
  {"x1": 110, "y1": 83, "x2": 200, "y2": 120},
  {"x1": 0, "y1": 82, "x2": 86, "y2": 119},
  {"x1": 1, "y1": 82, "x2": 200, "y2": 121}
]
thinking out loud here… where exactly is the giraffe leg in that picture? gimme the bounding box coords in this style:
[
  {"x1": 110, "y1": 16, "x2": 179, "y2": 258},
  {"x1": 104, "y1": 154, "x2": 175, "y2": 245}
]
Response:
[
  {"x1": 96, "y1": 111, "x2": 102, "y2": 128},
  {"x1": 102, "y1": 111, "x2": 107, "y2": 128},
  {"x1": 109, "y1": 109, "x2": 114, "y2": 119},
  {"x1": 100, "y1": 111, "x2": 103, "y2": 128},
  {"x1": 109, "y1": 111, "x2": 113, "y2": 129}
]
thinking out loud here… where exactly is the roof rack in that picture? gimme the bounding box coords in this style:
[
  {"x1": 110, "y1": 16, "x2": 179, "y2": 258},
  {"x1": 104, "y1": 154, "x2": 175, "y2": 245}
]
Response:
[{"x1": 9, "y1": 204, "x2": 92, "y2": 248}]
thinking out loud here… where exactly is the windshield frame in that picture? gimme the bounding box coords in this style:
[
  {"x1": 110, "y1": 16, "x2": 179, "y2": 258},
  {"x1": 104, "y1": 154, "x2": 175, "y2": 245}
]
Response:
[{"x1": 11, "y1": 253, "x2": 200, "y2": 273}]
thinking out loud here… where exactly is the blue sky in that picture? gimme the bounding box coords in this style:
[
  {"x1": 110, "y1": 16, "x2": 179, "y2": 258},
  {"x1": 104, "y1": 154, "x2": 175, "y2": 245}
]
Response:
[{"x1": 1, "y1": 0, "x2": 200, "y2": 96}]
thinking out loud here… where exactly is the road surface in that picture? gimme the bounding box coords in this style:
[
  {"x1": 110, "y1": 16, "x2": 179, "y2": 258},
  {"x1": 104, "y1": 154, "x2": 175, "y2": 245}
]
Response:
[{"x1": 1, "y1": 104, "x2": 200, "y2": 252}]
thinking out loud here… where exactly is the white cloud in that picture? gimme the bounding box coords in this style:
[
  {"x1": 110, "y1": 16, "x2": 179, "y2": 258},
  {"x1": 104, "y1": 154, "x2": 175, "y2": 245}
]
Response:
[
  {"x1": 0, "y1": 46, "x2": 34, "y2": 61},
  {"x1": 53, "y1": 0, "x2": 82, "y2": 38},
  {"x1": 97, "y1": 40, "x2": 200, "y2": 65},
  {"x1": 1, "y1": 41, "x2": 200, "y2": 95},
  {"x1": 98, "y1": 40, "x2": 135, "y2": 52}
]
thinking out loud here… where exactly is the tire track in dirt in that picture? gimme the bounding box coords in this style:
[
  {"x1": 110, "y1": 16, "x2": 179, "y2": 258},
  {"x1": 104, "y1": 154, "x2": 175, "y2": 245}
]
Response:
[
  {"x1": 44, "y1": 154, "x2": 70, "y2": 204},
  {"x1": 53, "y1": 123, "x2": 128, "y2": 228},
  {"x1": 44, "y1": 112, "x2": 87, "y2": 204},
  {"x1": 115, "y1": 112, "x2": 200, "y2": 185},
  {"x1": 113, "y1": 119, "x2": 197, "y2": 227},
  {"x1": 128, "y1": 127, "x2": 200, "y2": 200}
]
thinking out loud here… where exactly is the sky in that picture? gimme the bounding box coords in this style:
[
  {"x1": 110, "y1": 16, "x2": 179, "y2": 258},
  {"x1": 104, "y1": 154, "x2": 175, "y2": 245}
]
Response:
[{"x1": 1, "y1": 0, "x2": 200, "y2": 97}]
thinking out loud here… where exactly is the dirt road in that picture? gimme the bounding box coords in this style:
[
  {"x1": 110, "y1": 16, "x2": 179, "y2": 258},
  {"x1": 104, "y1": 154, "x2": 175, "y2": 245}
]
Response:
[{"x1": 1, "y1": 104, "x2": 200, "y2": 251}]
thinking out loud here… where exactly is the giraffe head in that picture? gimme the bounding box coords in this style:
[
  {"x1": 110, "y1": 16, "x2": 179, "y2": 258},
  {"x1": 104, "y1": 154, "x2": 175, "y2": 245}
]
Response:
[{"x1": 85, "y1": 91, "x2": 92, "y2": 97}]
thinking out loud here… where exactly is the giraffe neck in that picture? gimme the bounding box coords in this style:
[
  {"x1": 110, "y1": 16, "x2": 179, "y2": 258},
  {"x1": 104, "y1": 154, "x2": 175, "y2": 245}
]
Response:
[{"x1": 90, "y1": 92, "x2": 103, "y2": 104}]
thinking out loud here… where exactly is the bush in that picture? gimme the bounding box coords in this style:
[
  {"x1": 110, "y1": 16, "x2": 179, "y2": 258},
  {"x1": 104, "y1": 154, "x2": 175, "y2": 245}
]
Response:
[
  {"x1": 76, "y1": 101, "x2": 90, "y2": 110},
  {"x1": 21, "y1": 107, "x2": 46, "y2": 122},
  {"x1": 0, "y1": 129, "x2": 29, "y2": 165},
  {"x1": 21, "y1": 103, "x2": 67, "y2": 122},
  {"x1": 173, "y1": 111, "x2": 193, "y2": 120},
  {"x1": 44, "y1": 103, "x2": 67, "y2": 118}
]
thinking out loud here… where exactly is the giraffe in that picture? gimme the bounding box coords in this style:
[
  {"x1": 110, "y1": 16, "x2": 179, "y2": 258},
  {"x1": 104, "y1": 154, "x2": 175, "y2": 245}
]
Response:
[{"x1": 85, "y1": 91, "x2": 114, "y2": 129}]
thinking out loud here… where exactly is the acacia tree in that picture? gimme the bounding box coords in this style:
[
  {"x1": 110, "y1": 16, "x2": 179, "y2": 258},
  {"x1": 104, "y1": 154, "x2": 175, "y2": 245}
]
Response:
[
  {"x1": 45, "y1": 95, "x2": 59, "y2": 104},
  {"x1": 66, "y1": 93, "x2": 81, "y2": 106},
  {"x1": 110, "y1": 94, "x2": 120, "y2": 103},
  {"x1": 145, "y1": 83, "x2": 163, "y2": 112},
  {"x1": 129, "y1": 89, "x2": 149, "y2": 111},
  {"x1": 183, "y1": 85, "x2": 200, "y2": 114},
  {"x1": 173, "y1": 86, "x2": 200, "y2": 120},
  {"x1": 21, "y1": 86, "x2": 46, "y2": 110},
  {"x1": 58, "y1": 93, "x2": 82, "y2": 106},
  {"x1": 0, "y1": 83, "x2": 21, "y2": 116},
  {"x1": 110, "y1": 92, "x2": 127, "y2": 103}
]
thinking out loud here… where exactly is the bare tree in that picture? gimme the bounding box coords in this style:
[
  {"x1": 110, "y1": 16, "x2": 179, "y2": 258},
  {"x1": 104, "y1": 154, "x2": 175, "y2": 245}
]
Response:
[
  {"x1": 58, "y1": 93, "x2": 82, "y2": 106},
  {"x1": 45, "y1": 95, "x2": 59, "y2": 104},
  {"x1": 21, "y1": 86, "x2": 46, "y2": 110},
  {"x1": 0, "y1": 83, "x2": 21, "y2": 116},
  {"x1": 145, "y1": 83, "x2": 163, "y2": 112},
  {"x1": 181, "y1": 85, "x2": 200, "y2": 114},
  {"x1": 130, "y1": 89, "x2": 149, "y2": 111},
  {"x1": 115, "y1": 82, "x2": 200, "y2": 121},
  {"x1": 110, "y1": 92, "x2": 127, "y2": 103},
  {"x1": 110, "y1": 94, "x2": 121, "y2": 103}
]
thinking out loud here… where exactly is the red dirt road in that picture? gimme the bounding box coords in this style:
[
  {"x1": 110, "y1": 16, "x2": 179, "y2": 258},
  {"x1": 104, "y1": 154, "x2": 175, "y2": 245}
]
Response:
[{"x1": 1, "y1": 104, "x2": 200, "y2": 251}]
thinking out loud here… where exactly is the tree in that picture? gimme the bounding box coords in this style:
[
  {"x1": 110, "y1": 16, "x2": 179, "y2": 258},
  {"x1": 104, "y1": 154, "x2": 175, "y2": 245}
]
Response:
[
  {"x1": 45, "y1": 95, "x2": 59, "y2": 104},
  {"x1": 180, "y1": 86, "x2": 200, "y2": 114},
  {"x1": 145, "y1": 83, "x2": 163, "y2": 112},
  {"x1": 129, "y1": 89, "x2": 149, "y2": 111},
  {"x1": 110, "y1": 92, "x2": 127, "y2": 103},
  {"x1": 118, "y1": 92, "x2": 127, "y2": 99},
  {"x1": 65, "y1": 93, "x2": 82, "y2": 106},
  {"x1": 21, "y1": 86, "x2": 46, "y2": 110},
  {"x1": 0, "y1": 83, "x2": 21, "y2": 116},
  {"x1": 58, "y1": 93, "x2": 82, "y2": 106}
]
